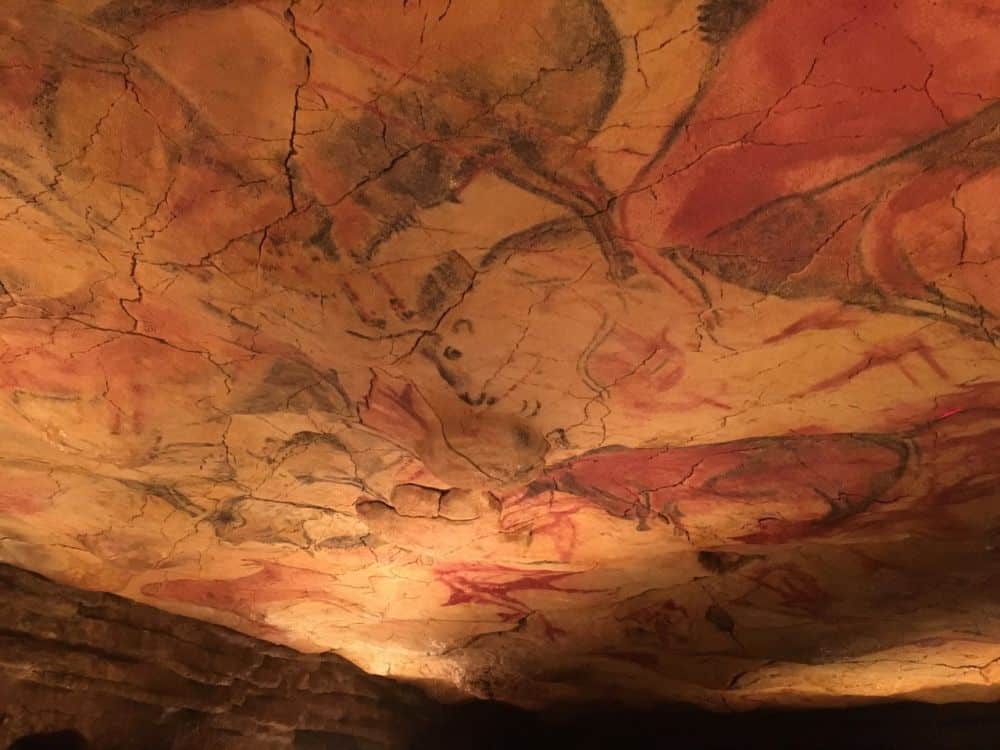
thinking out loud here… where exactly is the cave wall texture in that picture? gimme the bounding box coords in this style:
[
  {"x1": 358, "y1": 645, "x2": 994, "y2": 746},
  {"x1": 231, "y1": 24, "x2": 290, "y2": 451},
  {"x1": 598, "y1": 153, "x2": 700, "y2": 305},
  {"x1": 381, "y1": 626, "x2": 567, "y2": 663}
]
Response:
[
  {"x1": 1, "y1": 0, "x2": 1000, "y2": 718},
  {"x1": 0, "y1": 564, "x2": 432, "y2": 750},
  {"x1": 4, "y1": 564, "x2": 1000, "y2": 750},
  {"x1": 0, "y1": 564, "x2": 434, "y2": 750}
]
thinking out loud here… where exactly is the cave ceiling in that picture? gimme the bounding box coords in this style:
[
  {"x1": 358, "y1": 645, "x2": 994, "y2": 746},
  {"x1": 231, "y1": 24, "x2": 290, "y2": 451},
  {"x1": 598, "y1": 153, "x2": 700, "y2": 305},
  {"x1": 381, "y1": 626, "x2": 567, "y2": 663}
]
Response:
[{"x1": 2, "y1": 0, "x2": 1000, "y2": 709}]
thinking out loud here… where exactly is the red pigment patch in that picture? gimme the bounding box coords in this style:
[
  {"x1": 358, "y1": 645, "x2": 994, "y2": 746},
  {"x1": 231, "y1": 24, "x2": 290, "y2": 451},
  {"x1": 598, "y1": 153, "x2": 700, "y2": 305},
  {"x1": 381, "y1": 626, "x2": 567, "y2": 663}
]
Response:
[
  {"x1": 523, "y1": 434, "x2": 907, "y2": 544},
  {"x1": 434, "y1": 563, "x2": 601, "y2": 638},
  {"x1": 0, "y1": 491, "x2": 42, "y2": 515},
  {"x1": 798, "y1": 335, "x2": 948, "y2": 395},
  {"x1": 0, "y1": 475, "x2": 61, "y2": 515},
  {"x1": 738, "y1": 564, "x2": 832, "y2": 617},
  {"x1": 937, "y1": 407, "x2": 964, "y2": 420},
  {"x1": 141, "y1": 560, "x2": 357, "y2": 621},
  {"x1": 615, "y1": 0, "x2": 996, "y2": 250},
  {"x1": 762, "y1": 306, "x2": 860, "y2": 344},
  {"x1": 358, "y1": 372, "x2": 437, "y2": 454},
  {"x1": 500, "y1": 490, "x2": 588, "y2": 562}
]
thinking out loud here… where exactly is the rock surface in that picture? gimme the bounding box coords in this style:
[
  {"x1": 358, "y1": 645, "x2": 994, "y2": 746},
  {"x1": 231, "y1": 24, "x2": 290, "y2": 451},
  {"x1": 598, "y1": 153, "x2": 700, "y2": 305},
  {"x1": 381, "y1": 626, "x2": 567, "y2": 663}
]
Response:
[
  {"x1": 0, "y1": 0, "x2": 999, "y2": 709},
  {"x1": 0, "y1": 563, "x2": 432, "y2": 749}
]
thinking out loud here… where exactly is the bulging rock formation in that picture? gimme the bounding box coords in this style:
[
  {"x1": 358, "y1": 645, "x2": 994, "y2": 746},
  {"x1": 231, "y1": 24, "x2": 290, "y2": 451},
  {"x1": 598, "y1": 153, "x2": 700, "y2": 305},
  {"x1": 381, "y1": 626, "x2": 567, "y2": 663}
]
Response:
[
  {"x1": 0, "y1": 563, "x2": 432, "y2": 749},
  {"x1": 1, "y1": 0, "x2": 999, "y2": 716}
]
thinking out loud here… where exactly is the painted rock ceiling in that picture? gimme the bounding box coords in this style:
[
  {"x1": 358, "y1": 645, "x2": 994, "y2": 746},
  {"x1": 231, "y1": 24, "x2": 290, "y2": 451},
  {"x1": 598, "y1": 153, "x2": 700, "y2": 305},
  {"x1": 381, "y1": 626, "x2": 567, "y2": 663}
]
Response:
[{"x1": 2, "y1": 0, "x2": 1000, "y2": 709}]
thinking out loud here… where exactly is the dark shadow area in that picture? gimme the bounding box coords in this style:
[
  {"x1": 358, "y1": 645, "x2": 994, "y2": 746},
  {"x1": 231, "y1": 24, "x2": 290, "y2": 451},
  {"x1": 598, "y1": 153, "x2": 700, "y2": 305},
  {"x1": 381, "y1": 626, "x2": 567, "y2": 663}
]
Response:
[
  {"x1": 7, "y1": 731, "x2": 88, "y2": 750},
  {"x1": 413, "y1": 700, "x2": 1000, "y2": 750},
  {"x1": 295, "y1": 729, "x2": 372, "y2": 749}
]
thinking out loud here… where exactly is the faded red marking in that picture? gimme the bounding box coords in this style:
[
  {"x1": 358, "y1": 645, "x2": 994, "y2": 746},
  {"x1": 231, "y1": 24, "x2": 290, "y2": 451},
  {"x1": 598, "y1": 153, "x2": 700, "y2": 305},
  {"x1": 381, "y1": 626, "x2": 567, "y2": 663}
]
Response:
[
  {"x1": 587, "y1": 324, "x2": 687, "y2": 410},
  {"x1": 358, "y1": 372, "x2": 437, "y2": 455},
  {"x1": 738, "y1": 564, "x2": 832, "y2": 617},
  {"x1": 617, "y1": 0, "x2": 998, "y2": 249},
  {"x1": 299, "y1": 7, "x2": 615, "y2": 165},
  {"x1": 763, "y1": 306, "x2": 860, "y2": 344},
  {"x1": 863, "y1": 167, "x2": 970, "y2": 298},
  {"x1": 502, "y1": 433, "x2": 909, "y2": 545},
  {"x1": 0, "y1": 491, "x2": 43, "y2": 515},
  {"x1": 435, "y1": 563, "x2": 599, "y2": 638},
  {"x1": 733, "y1": 517, "x2": 825, "y2": 546},
  {"x1": 800, "y1": 336, "x2": 948, "y2": 395},
  {"x1": 500, "y1": 490, "x2": 588, "y2": 562},
  {"x1": 619, "y1": 598, "x2": 690, "y2": 646},
  {"x1": 931, "y1": 476, "x2": 997, "y2": 508},
  {"x1": 0, "y1": 58, "x2": 51, "y2": 116},
  {"x1": 141, "y1": 560, "x2": 358, "y2": 621},
  {"x1": 531, "y1": 512, "x2": 579, "y2": 562},
  {"x1": 0, "y1": 324, "x2": 218, "y2": 441},
  {"x1": 0, "y1": 321, "x2": 105, "y2": 396}
]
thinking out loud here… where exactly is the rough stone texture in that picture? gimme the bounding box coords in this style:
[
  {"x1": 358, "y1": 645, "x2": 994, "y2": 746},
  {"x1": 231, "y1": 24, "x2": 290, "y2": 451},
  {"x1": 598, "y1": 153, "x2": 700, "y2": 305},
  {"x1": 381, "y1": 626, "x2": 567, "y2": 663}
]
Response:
[
  {"x1": 414, "y1": 700, "x2": 1000, "y2": 750},
  {"x1": 0, "y1": 564, "x2": 432, "y2": 749},
  {"x1": 0, "y1": 0, "x2": 999, "y2": 710}
]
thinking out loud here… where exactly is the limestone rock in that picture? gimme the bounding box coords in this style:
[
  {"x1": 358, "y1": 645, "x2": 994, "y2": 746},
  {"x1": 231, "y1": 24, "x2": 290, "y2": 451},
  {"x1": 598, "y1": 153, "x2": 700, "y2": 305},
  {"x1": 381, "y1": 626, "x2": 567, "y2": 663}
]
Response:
[
  {"x1": 390, "y1": 484, "x2": 442, "y2": 518},
  {"x1": 0, "y1": 564, "x2": 432, "y2": 750},
  {"x1": 0, "y1": 0, "x2": 998, "y2": 712}
]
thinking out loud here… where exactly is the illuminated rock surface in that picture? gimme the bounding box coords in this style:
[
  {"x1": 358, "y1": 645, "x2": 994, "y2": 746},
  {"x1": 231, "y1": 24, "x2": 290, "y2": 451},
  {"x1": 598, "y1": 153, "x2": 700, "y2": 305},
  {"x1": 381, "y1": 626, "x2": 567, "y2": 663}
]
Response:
[
  {"x1": 0, "y1": 564, "x2": 431, "y2": 749},
  {"x1": 1, "y1": 0, "x2": 999, "y2": 710}
]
